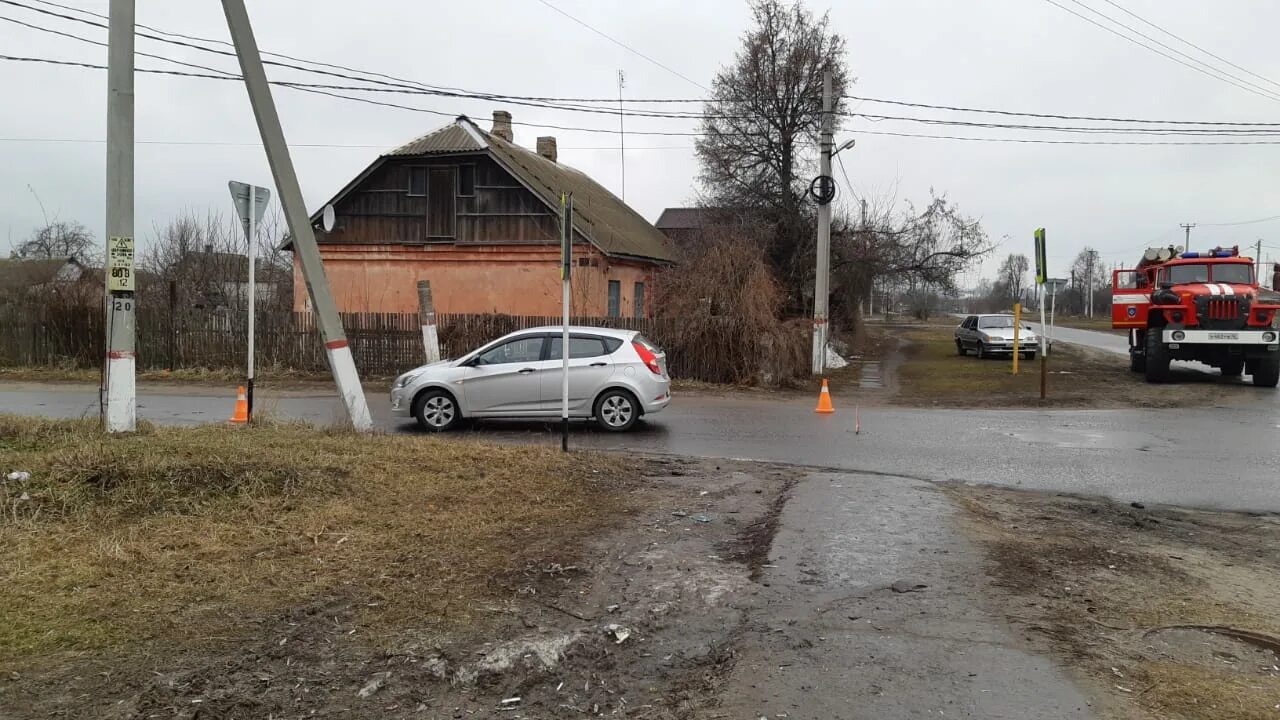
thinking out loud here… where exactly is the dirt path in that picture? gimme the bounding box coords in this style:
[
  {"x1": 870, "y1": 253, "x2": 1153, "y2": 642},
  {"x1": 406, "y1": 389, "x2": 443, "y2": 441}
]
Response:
[{"x1": 706, "y1": 472, "x2": 1098, "y2": 719}]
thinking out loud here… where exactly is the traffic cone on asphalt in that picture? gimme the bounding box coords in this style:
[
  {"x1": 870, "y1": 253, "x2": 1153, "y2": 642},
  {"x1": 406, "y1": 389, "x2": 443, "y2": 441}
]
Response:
[
  {"x1": 229, "y1": 386, "x2": 249, "y2": 425},
  {"x1": 815, "y1": 378, "x2": 835, "y2": 414}
]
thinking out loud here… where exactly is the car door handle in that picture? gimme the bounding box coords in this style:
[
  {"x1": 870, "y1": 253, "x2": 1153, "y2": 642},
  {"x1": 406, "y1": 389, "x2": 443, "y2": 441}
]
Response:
[
  {"x1": 589, "y1": 362, "x2": 608, "y2": 367},
  {"x1": 518, "y1": 367, "x2": 537, "y2": 374}
]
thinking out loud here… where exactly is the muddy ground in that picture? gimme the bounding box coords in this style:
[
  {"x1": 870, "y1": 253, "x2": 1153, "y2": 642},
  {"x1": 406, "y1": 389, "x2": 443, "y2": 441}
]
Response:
[
  {"x1": 951, "y1": 484, "x2": 1280, "y2": 720},
  {"x1": 0, "y1": 458, "x2": 802, "y2": 719}
]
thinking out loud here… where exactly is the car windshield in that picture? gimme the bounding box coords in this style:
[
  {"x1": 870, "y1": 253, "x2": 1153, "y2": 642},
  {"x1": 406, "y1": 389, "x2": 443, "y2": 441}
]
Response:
[
  {"x1": 1165, "y1": 264, "x2": 1209, "y2": 284},
  {"x1": 1212, "y1": 264, "x2": 1253, "y2": 284},
  {"x1": 978, "y1": 316, "x2": 1015, "y2": 329}
]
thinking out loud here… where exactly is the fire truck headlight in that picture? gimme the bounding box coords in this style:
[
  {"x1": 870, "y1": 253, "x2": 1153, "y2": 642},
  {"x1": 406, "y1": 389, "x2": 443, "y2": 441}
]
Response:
[{"x1": 1172, "y1": 330, "x2": 1186, "y2": 341}]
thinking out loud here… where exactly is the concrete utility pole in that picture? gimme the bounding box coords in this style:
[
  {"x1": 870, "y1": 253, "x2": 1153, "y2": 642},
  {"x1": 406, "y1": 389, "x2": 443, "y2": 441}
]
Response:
[
  {"x1": 617, "y1": 69, "x2": 626, "y2": 202},
  {"x1": 416, "y1": 280, "x2": 440, "y2": 364},
  {"x1": 220, "y1": 0, "x2": 372, "y2": 432},
  {"x1": 811, "y1": 68, "x2": 833, "y2": 375},
  {"x1": 103, "y1": 0, "x2": 136, "y2": 433},
  {"x1": 1257, "y1": 239, "x2": 1263, "y2": 283},
  {"x1": 1181, "y1": 223, "x2": 1196, "y2": 246}
]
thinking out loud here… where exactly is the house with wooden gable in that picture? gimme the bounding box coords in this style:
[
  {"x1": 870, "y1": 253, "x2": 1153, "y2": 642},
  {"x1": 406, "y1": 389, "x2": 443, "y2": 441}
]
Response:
[{"x1": 293, "y1": 110, "x2": 674, "y2": 318}]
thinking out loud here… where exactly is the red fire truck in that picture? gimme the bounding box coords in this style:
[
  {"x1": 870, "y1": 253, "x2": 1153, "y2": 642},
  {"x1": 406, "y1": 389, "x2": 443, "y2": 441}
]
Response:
[{"x1": 1112, "y1": 246, "x2": 1280, "y2": 387}]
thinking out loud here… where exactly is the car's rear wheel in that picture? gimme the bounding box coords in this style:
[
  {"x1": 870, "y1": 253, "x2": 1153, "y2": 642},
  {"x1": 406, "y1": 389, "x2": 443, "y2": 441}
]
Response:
[
  {"x1": 413, "y1": 389, "x2": 461, "y2": 432},
  {"x1": 594, "y1": 388, "x2": 639, "y2": 432}
]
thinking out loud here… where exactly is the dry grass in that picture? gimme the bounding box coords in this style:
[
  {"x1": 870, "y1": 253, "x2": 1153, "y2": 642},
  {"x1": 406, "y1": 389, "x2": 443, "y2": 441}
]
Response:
[
  {"x1": 0, "y1": 417, "x2": 628, "y2": 662},
  {"x1": 0, "y1": 366, "x2": 396, "y2": 386},
  {"x1": 952, "y1": 486, "x2": 1280, "y2": 719},
  {"x1": 1053, "y1": 315, "x2": 1126, "y2": 334},
  {"x1": 894, "y1": 326, "x2": 1123, "y2": 407}
]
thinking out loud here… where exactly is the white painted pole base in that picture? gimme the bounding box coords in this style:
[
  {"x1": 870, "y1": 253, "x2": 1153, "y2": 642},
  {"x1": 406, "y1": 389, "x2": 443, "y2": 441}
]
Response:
[
  {"x1": 422, "y1": 324, "x2": 440, "y2": 364},
  {"x1": 105, "y1": 353, "x2": 136, "y2": 432},
  {"x1": 811, "y1": 323, "x2": 828, "y2": 375},
  {"x1": 325, "y1": 342, "x2": 374, "y2": 432}
]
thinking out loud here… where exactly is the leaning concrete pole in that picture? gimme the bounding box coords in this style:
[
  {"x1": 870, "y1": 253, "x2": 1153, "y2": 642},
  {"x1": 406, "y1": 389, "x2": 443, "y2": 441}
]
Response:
[{"x1": 220, "y1": 0, "x2": 372, "y2": 431}]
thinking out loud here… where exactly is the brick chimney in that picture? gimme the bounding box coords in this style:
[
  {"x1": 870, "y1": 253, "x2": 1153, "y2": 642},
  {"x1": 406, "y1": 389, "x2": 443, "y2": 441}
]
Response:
[
  {"x1": 536, "y1": 136, "x2": 558, "y2": 163},
  {"x1": 491, "y1": 110, "x2": 513, "y2": 142}
]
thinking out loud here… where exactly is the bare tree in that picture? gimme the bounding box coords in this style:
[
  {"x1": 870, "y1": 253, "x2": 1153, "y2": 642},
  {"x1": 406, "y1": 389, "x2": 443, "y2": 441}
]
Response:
[
  {"x1": 17, "y1": 220, "x2": 97, "y2": 262},
  {"x1": 997, "y1": 253, "x2": 1030, "y2": 302},
  {"x1": 830, "y1": 193, "x2": 992, "y2": 342},
  {"x1": 695, "y1": 0, "x2": 848, "y2": 300}
]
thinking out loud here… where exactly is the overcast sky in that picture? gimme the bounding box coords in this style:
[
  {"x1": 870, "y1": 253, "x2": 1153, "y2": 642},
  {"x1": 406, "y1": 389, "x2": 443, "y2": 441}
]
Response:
[{"x1": 2, "y1": 0, "x2": 1279, "y2": 283}]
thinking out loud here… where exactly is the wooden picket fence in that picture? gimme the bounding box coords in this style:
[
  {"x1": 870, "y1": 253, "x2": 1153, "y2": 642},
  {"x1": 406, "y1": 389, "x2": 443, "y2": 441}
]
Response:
[{"x1": 0, "y1": 305, "x2": 806, "y2": 383}]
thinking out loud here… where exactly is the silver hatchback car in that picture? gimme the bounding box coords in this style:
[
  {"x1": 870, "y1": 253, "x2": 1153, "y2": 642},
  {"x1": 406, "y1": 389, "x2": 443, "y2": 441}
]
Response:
[{"x1": 390, "y1": 326, "x2": 672, "y2": 432}]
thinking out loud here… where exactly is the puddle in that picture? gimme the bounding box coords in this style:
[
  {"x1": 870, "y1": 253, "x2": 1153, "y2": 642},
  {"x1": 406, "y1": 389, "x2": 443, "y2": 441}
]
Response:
[{"x1": 1006, "y1": 428, "x2": 1171, "y2": 451}]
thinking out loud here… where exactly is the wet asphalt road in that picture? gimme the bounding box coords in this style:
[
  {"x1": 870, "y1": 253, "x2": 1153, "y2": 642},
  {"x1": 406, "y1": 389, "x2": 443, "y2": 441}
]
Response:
[{"x1": 4, "y1": 373, "x2": 1279, "y2": 512}]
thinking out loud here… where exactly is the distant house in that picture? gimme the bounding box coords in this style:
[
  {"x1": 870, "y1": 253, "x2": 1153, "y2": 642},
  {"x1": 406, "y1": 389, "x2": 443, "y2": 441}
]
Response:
[
  {"x1": 292, "y1": 110, "x2": 675, "y2": 318},
  {"x1": 173, "y1": 248, "x2": 288, "y2": 311},
  {"x1": 0, "y1": 256, "x2": 95, "y2": 304},
  {"x1": 655, "y1": 207, "x2": 754, "y2": 254}
]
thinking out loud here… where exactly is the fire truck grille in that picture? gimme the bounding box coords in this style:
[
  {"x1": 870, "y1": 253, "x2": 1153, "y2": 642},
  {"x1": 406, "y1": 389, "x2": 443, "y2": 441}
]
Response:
[{"x1": 1195, "y1": 296, "x2": 1247, "y2": 329}]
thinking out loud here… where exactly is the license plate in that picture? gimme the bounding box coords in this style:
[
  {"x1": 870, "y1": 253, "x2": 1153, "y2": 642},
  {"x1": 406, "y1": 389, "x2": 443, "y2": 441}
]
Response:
[{"x1": 1209, "y1": 332, "x2": 1239, "y2": 340}]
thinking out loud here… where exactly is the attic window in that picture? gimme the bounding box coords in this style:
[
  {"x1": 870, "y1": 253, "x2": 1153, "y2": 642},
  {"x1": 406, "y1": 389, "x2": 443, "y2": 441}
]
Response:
[
  {"x1": 457, "y1": 165, "x2": 475, "y2": 197},
  {"x1": 408, "y1": 167, "x2": 427, "y2": 196}
]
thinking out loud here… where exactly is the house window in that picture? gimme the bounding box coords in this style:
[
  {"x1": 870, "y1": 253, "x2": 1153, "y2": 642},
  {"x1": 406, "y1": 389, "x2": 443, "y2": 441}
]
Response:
[
  {"x1": 457, "y1": 165, "x2": 475, "y2": 196},
  {"x1": 607, "y1": 280, "x2": 621, "y2": 318},
  {"x1": 633, "y1": 282, "x2": 645, "y2": 318},
  {"x1": 427, "y1": 167, "x2": 456, "y2": 238},
  {"x1": 408, "y1": 167, "x2": 426, "y2": 196}
]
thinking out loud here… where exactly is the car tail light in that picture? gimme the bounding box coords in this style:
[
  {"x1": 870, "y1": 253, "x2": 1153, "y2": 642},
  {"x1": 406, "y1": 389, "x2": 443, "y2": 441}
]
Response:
[{"x1": 632, "y1": 340, "x2": 662, "y2": 375}]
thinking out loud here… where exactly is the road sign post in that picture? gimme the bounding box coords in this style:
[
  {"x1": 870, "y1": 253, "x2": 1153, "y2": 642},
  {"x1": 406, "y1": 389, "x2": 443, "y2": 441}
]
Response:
[
  {"x1": 1034, "y1": 228, "x2": 1048, "y2": 399},
  {"x1": 1012, "y1": 303, "x2": 1022, "y2": 375},
  {"x1": 560, "y1": 193, "x2": 573, "y2": 453},
  {"x1": 229, "y1": 181, "x2": 270, "y2": 421}
]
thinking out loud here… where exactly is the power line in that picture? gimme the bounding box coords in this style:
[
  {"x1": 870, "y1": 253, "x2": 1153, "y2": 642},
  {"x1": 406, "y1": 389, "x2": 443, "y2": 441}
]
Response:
[
  {"x1": 1041, "y1": 0, "x2": 1280, "y2": 105},
  {"x1": 844, "y1": 95, "x2": 1280, "y2": 128},
  {"x1": 1059, "y1": 0, "x2": 1280, "y2": 101},
  {"x1": 1096, "y1": 0, "x2": 1280, "y2": 93},
  {"x1": 1200, "y1": 214, "x2": 1280, "y2": 227},
  {"x1": 0, "y1": 136, "x2": 694, "y2": 150},
  {"x1": 847, "y1": 128, "x2": 1280, "y2": 146},
  {"x1": 533, "y1": 0, "x2": 709, "y2": 92}
]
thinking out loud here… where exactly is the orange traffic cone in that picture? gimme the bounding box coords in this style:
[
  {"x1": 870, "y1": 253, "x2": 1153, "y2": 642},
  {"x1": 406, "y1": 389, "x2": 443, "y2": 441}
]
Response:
[
  {"x1": 815, "y1": 378, "x2": 835, "y2": 414},
  {"x1": 229, "y1": 385, "x2": 249, "y2": 424}
]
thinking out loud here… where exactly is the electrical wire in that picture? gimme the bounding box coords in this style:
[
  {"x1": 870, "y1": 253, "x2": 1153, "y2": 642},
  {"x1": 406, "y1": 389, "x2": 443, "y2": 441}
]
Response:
[
  {"x1": 1095, "y1": 0, "x2": 1280, "y2": 93},
  {"x1": 1041, "y1": 0, "x2": 1280, "y2": 104},
  {"x1": 1200, "y1": 215, "x2": 1280, "y2": 227},
  {"x1": 532, "y1": 0, "x2": 710, "y2": 92},
  {"x1": 844, "y1": 95, "x2": 1280, "y2": 128}
]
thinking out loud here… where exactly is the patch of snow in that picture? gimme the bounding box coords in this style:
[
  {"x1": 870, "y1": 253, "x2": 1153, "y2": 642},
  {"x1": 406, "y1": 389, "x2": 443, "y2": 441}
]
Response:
[{"x1": 825, "y1": 345, "x2": 849, "y2": 369}]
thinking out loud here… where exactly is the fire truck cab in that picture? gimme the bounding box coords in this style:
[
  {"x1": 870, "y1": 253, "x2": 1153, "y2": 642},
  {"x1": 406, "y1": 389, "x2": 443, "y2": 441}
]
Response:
[{"x1": 1112, "y1": 246, "x2": 1280, "y2": 387}]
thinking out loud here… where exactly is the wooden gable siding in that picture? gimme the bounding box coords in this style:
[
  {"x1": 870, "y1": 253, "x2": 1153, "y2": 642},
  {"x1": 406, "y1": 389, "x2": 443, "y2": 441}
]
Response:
[{"x1": 318, "y1": 155, "x2": 559, "y2": 246}]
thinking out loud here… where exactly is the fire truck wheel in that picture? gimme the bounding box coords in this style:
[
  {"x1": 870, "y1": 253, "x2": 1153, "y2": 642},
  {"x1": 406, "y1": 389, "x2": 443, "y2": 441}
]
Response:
[
  {"x1": 1251, "y1": 356, "x2": 1280, "y2": 388},
  {"x1": 1220, "y1": 359, "x2": 1244, "y2": 378},
  {"x1": 1144, "y1": 329, "x2": 1170, "y2": 383},
  {"x1": 1129, "y1": 351, "x2": 1146, "y2": 373}
]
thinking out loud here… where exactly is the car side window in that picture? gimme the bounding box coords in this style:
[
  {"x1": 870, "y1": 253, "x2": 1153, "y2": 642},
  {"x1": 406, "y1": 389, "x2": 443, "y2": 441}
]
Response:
[
  {"x1": 963, "y1": 317, "x2": 976, "y2": 329},
  {"x1": 475, "y1": 336, "x2": 545, "y2": 366},
  {"x1": 548, "y1": 335, "x2": 609, "y2": 360}
]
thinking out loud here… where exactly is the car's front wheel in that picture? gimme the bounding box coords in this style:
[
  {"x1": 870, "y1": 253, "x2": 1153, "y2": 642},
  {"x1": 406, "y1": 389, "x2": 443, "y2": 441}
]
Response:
[
  {"x1": 955, "y1": 339, "x2": 967, "y2": 356},
  {"x1": 594, "y1": 389, "x2": 639, "y2": 432},
  {"x1": 976, "y1": 342, "x2": 987, "y2": 359},
  {"x1": 413, "y1": 389, "x2": 461, "y2": 432}
]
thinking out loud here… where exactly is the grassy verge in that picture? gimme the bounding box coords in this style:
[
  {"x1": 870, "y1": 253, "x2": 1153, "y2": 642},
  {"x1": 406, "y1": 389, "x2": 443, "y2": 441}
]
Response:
[
  {"x1": 0, "y1": 417, "x2": 627, "y2": 663},
  {"x1": 953, "y1": 485, "x2": 1280, "y2": 720},
  {"x1": 893, "y1": 326, "x2": 1126, "y2": 407},
  {"x1": 893, "y1": 326, "x2": 1258, "y2": 408}
]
